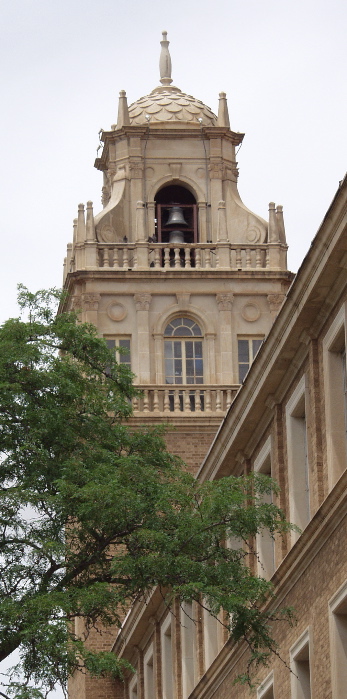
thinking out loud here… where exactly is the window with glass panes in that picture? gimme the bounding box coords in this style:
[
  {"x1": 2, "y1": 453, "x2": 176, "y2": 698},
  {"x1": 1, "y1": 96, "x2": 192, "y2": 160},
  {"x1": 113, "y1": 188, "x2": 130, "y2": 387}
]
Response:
[
  {"x1": 105, "y1": 338, "x2": 131, "y2": 368},
  {"x1": 164, "y1": 318, "x2": 203, "y2": 384},
  {"x1": 238, "y1": 337, "x2": 263, "y2": 382}
]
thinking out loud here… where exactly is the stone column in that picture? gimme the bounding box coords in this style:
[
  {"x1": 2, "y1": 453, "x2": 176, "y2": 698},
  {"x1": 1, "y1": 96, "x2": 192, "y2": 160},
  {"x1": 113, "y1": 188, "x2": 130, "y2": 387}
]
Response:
[
  {"x1": 134, "y1": 293, "x2": 152, "y2": 384},
  {"x1": 135, "y1": 201, "x2": 149, "y2": 270},
  {"x1": 197, "y1": 201, "x2": 208, "y2": 243},
  {"x1": 216, "y1": 293, "x2": 234, "y2": 384},
  {"x1": 209, "y1": 164, "x2": 223, "y2": 242}
]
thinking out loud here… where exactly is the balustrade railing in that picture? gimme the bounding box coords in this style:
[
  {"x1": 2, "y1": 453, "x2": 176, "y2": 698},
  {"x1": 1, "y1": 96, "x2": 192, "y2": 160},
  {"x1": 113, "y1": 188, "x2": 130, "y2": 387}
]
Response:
[
  {"x1": 95, "y1": 243, "x2": 271, "y2": 271},
  {"x1": 131, "y1": 385, "x2": 238, "y2": 415}
]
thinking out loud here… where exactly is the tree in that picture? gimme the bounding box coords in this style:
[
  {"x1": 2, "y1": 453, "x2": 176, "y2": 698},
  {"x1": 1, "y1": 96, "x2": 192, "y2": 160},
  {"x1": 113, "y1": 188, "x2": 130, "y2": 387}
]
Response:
[{"x1": 0, "y1": 288, "x2": 294, "y2": 698}]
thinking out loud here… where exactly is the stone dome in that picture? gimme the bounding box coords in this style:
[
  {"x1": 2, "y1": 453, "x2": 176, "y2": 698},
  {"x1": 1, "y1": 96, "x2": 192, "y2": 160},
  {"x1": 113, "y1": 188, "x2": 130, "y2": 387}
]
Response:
[{"x1": 128, "y1": 87, "x2": 217, "y2": 126}]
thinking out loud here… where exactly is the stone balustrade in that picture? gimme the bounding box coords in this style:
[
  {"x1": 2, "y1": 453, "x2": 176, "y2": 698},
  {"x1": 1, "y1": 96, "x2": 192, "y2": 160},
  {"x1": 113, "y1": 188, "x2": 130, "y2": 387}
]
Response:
[
  {"x1": 131, "y1": 385, "x2": 238, "y2": 414},
  {"x1": 94, "y1": 242, "x2": 281, "y2": 271},
  {"x1": 64, "y1": 241, "x2": 287, "y2": 281}
]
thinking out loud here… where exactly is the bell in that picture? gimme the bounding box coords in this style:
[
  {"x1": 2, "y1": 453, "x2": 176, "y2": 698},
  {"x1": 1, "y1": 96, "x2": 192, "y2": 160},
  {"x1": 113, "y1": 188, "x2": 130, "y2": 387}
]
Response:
[
  {"x1": 166, "y1": 206, "x2": 188, "y2": 227},
  {"x1": 169, "y1": 230, "x2": 185, "y2": 244}
]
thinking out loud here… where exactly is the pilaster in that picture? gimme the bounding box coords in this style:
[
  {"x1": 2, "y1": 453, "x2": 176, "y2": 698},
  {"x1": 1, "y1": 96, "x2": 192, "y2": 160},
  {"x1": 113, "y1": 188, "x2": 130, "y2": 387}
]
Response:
[
  {"x1": 134, "y1": 293, "x2": 152, "y2": 384},
  {"x1": 216, "y1": 293, "x2": 234, "y2": 383}
]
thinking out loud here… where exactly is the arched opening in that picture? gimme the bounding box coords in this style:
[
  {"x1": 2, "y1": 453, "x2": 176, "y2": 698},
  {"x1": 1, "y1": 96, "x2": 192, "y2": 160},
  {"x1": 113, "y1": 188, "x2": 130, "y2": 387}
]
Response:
[
  {"x1": 155, "y1": 185, "x2": 198, "y2": 244},
  {"x1": 164, "y1": 316, "x2": 204, "y2": 412},
  {"x1": 164, "y1": 317, "x2": 203, "y2": 384}
]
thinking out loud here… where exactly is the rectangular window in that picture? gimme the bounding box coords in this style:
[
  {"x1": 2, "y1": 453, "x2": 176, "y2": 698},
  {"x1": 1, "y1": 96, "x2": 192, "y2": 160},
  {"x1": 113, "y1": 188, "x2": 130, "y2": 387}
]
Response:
[
  {"x1": 181, "y1": 601, "x2": 196, "y2": 699},
  {"x1": 329, "y1": 581, "x2": 347, "y2": 698},
  {"x1": 164, "y1": 339, "x2": 203, "y2": 384},
  {"x1": 254, "y1": 438, "x2": 275, "y2": 580},
  {"x1": 290, "y1": 630, "x2": 312, "y2": 699},
  {"x1": 238, "y1": 337, "x2": 263, "y2": 382},
  {"x1": 105, "y1": 337, "x2": 131, "y2": 369},
  {"x1": 144, "y1": 646, "x2": 155, "y2": 699},
  {"x1": 161, "y1": 615, "x2": 174, "y2": 699},
  {"x1": 257, "y1": 671, "x2": 274, "y2": 699},
  {"x1": 203, "y1": 603, "x2": 220, "y2": 670},
  {"x1": 285, "y1": 376, "x2": 310, "y2": 542},
  {"x1": 323, "y1": 306, "x2": 347, "y2": 489},
  {"x1": 129, "y1": 673, "x2": 138, "y2": 699}
]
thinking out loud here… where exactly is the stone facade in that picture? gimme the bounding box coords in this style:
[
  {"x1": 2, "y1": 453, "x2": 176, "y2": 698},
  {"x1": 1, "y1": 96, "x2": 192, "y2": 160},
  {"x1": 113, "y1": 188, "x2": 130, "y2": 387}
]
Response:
[
  {"x1": 63, "y1": 33, "x2": 347, "y2": 699},
  {"x1": 108, "y1": 176, "x2": 347, "y2": 699}
]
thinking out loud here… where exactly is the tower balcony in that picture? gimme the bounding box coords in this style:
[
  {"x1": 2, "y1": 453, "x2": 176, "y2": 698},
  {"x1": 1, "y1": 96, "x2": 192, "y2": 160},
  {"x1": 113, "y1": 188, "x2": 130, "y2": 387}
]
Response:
[
  {"x1": 131, "y1": 384, "x2": 239, "y2": 415},
  {"x1": 65, "y1": 240, "x2": 288, "y2": 279}
]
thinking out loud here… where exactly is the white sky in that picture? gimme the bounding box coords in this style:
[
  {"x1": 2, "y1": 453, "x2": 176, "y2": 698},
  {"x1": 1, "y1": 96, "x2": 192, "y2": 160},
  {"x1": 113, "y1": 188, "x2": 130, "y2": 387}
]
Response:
[
  {"x1": 0, "y1": 0, "x2": 346, "y2": 695},
  {"x1": 0, "y1": 0, "x2": 346, "y2": 327}
]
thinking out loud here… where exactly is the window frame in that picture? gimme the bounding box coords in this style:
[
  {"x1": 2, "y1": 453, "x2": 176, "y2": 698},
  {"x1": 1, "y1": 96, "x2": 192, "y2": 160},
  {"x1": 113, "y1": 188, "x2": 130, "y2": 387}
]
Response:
[
  {"x1": 143, "y1": 644, "x2": 155, "y2": 699},
  {"x1": 257, "y1": 670, "x2": 275, "y2": 699},
  {"x1": 254, "y1": 437, "x2": 275, "y2": 580},
  {"x1": 290, "y1": 628, "x2": 312, "y2": 699},
  {"x1": 329, "y1": 580, "x2": 347, "y2": 698},
  {"x1": 164, "y1": 317, "x2": 204, "y2": 386},
  {"x1": 104, "y1": 336, "x2": 132, "y2": 369},
  {"x1": 237, "y1": 335, "x2": 264, "y2": 383},
  {"x1": 285, "y1": 375, "x2": 310, "y2": 543},
  {"x1": 322, "y1": 305, "x2": 347, "y2": 489},
  {"x1": 161, "y1": 614, "x2": 174, "y2": 699}
]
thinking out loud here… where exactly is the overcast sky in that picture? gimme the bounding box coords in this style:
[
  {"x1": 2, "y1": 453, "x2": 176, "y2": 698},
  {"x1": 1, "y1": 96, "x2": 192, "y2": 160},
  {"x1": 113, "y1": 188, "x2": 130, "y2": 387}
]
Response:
[
  {"x1": 0, "y1": 0, "x2": 346, "y2": 695},
  {"x1": 0, "y1": 0, "x2": 346, "y2": 328}
]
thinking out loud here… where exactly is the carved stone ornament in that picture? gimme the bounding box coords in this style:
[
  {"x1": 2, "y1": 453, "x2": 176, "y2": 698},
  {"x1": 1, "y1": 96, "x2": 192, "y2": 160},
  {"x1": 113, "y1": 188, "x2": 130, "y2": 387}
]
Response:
[
  {"x1": 176, "y1": 292, "x2": 191, "y2": 309},
  {"x1": 99, "y1": 224, "x2": 116, "y2": 243},
  {"x1": 101, "y1": 185, "x2": 111, "y2": 207},
  {"x1": 216, "y1": 293, "x2": 234, "y2": 311},
  {"x1": 209, "y1": 162, "x2": 224, "y2": 180},
  {"x1": 169, "y1": 162, "x2": 182, "y2": 179},
  {"x1": 101, "y1": 173, "x2": 111, "y2": 206},
  {"x1": 196, "y1": 167, "x2": 205, "y2": 179},
  {"x1": 241, "y1": 302, "x2": 261, "y2": 322},
  {"x1": 82, "y1": 293, "x2": 101, "y2": 311},
  {"x1": 129, "y1": 162, "x2": 143, "y2": 179},
  {"x1": 134, "y1": 293, "x2": 151, "y2": 311},
  {"x1": 267, "y1": 293, "x2": 285, "y2": 313},
  {"x1": 69, "y1": 295, "x2": 83, "y2": 312},
  {"x1": 106, "y1": 301, "x2": 127, "y2": 322},
  {"x1": 246, "y1": 226, "x2": 261, "y2": 244}
]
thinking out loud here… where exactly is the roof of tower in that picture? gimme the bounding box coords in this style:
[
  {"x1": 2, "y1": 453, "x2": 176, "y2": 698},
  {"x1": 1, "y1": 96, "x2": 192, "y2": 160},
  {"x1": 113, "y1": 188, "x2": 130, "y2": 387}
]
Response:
[{"x1": 128, "y1": 32, "x2": 217, "y2": 127}]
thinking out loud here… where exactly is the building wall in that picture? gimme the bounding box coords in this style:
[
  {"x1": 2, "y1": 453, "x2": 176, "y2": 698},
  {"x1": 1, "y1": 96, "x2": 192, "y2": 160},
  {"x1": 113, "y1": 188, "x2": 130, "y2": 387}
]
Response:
[{"x1": 109, "y1": 177, "x2": 347, "y2": 699}]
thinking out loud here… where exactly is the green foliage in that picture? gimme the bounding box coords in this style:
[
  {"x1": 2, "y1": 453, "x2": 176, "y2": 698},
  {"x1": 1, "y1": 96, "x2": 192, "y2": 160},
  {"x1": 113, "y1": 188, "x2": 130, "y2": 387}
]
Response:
[{"x1": 0, "y1": 288, "x2": 295, "y2": 697}]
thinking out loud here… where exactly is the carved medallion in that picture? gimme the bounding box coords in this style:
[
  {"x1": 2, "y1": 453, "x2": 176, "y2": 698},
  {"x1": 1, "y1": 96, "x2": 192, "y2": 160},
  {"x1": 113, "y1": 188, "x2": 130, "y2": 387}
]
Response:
[
  {"x1": 106, "y1": 301, "x2": 127, "y2": 322},
  {"x1": 241, "y1": 303, "x2": 261, "y2": 322}
]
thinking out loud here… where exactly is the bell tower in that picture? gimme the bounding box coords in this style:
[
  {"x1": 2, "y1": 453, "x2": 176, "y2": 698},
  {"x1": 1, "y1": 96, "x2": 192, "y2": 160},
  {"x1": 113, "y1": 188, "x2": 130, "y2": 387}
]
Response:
[{"x1": 62, "y1": 32, "x2": 293, "y2": 471}]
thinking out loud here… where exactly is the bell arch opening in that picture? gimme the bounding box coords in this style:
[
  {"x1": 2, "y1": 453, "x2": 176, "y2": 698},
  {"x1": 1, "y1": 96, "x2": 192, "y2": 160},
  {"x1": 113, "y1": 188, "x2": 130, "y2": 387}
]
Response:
[{"x1": 155, "y1": 185, "x2": 198, "y2": 244}]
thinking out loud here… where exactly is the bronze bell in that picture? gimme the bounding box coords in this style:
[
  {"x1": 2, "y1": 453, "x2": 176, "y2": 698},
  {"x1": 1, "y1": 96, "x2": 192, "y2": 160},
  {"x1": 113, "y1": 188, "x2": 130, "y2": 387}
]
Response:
[
  {"x1": 169, "y1": 230, "x2": 185, "y2": 244},
  {"x1": 166, "y1": 206, "x2": 188, "y2": 227}
]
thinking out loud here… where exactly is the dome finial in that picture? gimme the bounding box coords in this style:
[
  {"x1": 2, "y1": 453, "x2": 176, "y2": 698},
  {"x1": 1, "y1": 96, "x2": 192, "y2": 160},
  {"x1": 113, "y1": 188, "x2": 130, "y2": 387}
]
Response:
[{"x1": 159, "y1": 30, "x2": 173, "y2": 86}]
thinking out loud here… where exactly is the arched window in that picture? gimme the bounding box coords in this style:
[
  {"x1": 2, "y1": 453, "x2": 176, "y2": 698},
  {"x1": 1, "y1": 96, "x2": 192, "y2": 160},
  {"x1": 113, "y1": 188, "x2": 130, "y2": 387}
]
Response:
[{"x1": 164, "y1": 317, "x2": 203, "y2": 384}]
